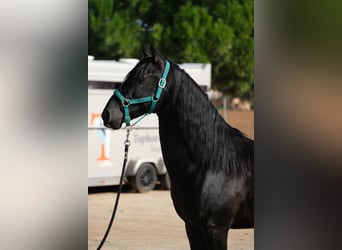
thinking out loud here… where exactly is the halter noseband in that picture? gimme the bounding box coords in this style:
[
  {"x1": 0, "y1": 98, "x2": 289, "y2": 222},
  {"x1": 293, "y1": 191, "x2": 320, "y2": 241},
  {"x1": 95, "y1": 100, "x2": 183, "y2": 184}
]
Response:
[{"x1": 114, "y1": 60, "x2": 170, "y2": 127}]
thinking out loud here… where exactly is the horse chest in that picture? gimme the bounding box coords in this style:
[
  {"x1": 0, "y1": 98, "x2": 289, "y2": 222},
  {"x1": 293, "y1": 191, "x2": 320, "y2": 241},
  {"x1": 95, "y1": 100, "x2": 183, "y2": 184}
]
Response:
[
  {"x1": 158, "y1": 128, "x2": 206, "y2": 220},
  {"x1": 169, "y1": 178, "x2": 204, "y2": 223}
]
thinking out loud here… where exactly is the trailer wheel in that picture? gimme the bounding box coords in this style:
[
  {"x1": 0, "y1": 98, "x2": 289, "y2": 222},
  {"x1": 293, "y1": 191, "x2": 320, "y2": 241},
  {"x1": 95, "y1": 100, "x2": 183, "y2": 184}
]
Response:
[
  {"x1": 159, "y1": 172, "x2": 171, "y2": 190},
  {"x1": 130, "y1": 163, "x2": 157, "y2": 193}
]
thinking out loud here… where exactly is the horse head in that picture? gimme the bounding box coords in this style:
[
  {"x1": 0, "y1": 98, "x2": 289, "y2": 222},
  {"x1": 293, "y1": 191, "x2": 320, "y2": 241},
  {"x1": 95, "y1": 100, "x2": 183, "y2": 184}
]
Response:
[{"x1": 102, "y1": 45, "x2": 169, "y2": 129}]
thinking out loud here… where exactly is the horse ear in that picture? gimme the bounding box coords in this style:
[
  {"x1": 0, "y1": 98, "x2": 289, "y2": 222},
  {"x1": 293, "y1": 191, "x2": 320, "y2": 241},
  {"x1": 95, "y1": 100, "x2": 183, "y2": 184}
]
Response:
[
  {"x1": 149, "y1": 44, "x2": 164, "y2": 70},
  {"x1": 141, "y1": 43, "x2": 152, "y2": 58}
]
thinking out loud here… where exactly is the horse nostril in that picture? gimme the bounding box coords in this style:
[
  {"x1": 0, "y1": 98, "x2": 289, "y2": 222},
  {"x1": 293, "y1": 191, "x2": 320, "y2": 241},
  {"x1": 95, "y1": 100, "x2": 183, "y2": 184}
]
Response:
[{"x1": 102, "y1": 110, "x2": 110, "y2": 124}]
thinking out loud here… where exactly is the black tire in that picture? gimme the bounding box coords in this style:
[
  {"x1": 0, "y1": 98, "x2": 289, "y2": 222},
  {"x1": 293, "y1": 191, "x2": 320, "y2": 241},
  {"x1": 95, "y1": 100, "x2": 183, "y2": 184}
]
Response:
[
  {"x1": 159, "y1": 172, "x2": 171, "y2": 190},
  {"x1": 130, "y1": 163, "x2": 157, "y2": 193}
]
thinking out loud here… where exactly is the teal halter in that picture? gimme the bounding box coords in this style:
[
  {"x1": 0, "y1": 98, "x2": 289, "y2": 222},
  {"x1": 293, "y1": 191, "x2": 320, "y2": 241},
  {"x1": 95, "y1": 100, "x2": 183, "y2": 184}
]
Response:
[{"x1": 114, "y1": 60, "x2": 170, "y2": 127}]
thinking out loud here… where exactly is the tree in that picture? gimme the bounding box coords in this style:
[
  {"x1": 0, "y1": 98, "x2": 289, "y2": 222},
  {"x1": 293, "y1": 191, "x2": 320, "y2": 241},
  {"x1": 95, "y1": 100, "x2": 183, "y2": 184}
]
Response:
[
  {"x1": 211, "y1": 0, "x2": 254, "y2": 99},
  {"x1": 88, "y1": 0, "x2": 254, "y2": 100},
  {"x1": 88, "y1": 0, "x2": 141, "y2": 59}
]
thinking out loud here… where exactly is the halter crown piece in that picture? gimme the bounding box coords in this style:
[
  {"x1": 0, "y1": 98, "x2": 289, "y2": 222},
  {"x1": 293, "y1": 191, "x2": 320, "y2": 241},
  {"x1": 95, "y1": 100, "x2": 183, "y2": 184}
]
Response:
[{"x1": 114, "y1": 60, "x2": 170, "y2": 127}]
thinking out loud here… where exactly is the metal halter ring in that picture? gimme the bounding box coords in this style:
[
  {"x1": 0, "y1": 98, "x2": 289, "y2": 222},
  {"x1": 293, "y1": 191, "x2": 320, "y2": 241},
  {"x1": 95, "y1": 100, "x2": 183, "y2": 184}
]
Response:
[
  {"x1": 152, "y1": 95, "x2": 159, "y2": 102},
  {"x1": 122, "y1": 99, "x2": 130, "y2": 107}
]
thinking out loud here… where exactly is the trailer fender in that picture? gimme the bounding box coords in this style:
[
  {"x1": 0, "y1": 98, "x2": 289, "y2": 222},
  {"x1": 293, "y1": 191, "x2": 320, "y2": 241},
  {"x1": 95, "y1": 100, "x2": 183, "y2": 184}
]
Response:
[
  {"x1": 155, "y1": 158, "x2": 167, "y2": 175},
  {"x1": 126, "y1": 158, "x2": 166, "y2": 176}
]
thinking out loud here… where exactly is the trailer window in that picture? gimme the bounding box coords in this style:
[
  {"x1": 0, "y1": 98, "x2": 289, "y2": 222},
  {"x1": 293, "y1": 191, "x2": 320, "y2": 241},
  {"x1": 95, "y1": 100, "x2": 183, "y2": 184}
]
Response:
[{"x1": 88, "y1": 81, "x2": 121, "y2": 90}]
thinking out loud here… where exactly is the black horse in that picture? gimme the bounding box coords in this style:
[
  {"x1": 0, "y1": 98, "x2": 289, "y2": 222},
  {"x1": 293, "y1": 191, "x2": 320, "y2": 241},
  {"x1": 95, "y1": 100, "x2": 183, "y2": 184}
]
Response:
[{"x1": 102, "y1": 45, "x2": 253, "y2": 250}]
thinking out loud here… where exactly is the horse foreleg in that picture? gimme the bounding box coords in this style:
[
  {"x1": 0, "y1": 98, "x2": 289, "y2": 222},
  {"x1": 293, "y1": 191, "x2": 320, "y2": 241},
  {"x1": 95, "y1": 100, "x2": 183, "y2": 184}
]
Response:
[
  {"x1": 186, "y1": 222, "x2": 228, "y2": 250},
  {"x1": 201, "y1": 225, "x2": 228, "y2": 250},
  {"x1": 185, "y1": 223, "x2": 207, "y2": 250}
]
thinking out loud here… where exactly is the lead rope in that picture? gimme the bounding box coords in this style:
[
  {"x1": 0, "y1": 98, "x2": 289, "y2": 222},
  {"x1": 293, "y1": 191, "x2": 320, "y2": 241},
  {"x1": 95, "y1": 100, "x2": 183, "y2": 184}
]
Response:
[{"x1": 96, "y1": 127, "x2": 131, "y2": 250}]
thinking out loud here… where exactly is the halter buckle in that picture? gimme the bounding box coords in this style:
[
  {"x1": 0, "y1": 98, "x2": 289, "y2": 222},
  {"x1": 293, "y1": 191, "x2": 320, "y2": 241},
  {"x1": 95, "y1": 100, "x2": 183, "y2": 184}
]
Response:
[{"x1": 158, "y1": 78, "x2": 166, "y2": 88}]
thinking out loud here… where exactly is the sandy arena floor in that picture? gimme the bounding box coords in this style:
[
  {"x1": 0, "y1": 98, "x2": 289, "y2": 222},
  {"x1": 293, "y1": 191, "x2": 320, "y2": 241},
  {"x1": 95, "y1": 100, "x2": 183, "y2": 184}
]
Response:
[{"x1": 88, "y1": 188, "x2": 254, "y2": 250}]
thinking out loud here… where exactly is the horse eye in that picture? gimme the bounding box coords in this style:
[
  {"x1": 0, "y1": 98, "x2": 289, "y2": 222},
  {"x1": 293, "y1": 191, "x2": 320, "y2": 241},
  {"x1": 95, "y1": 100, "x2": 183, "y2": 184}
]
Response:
[
  {"x1": 139, "y1": 75, "x2": 150, "y2": 84},
  {"x1": 142, "y1": 74, "x2": 158, "y2": 83}
]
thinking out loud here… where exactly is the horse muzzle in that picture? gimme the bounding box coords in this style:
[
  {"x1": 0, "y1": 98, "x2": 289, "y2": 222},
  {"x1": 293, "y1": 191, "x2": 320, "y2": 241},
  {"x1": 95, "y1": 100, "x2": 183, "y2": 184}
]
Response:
[{"x1": 102, "y1": 109, "x2": 123, "y2": 129}]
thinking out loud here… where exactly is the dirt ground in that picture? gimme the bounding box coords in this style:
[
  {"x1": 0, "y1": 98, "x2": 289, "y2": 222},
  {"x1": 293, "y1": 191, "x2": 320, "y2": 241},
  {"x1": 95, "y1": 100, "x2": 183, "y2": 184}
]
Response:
[
  {"x1": 88, "y1": 111, "x2": 254, "y2": 249},
  {"x1": 88, "y1": 188, "x2": 254, "y2": 250}
]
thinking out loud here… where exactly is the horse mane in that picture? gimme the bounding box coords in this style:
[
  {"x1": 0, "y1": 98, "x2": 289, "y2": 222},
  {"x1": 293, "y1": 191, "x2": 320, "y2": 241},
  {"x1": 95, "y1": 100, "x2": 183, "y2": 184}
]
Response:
[{"x1": 166, "y1": 62, "x2": 253, "y2": 176}]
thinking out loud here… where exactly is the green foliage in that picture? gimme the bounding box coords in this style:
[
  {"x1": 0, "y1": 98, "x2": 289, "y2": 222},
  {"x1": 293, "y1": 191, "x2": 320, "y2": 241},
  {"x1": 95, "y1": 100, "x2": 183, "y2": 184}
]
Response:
[
  {"x1": 88, "y1": 0, "x2": 254, "y2": 100},
  {"x1": 88, "y1": 0, "x2": 141, "y2": 58}
]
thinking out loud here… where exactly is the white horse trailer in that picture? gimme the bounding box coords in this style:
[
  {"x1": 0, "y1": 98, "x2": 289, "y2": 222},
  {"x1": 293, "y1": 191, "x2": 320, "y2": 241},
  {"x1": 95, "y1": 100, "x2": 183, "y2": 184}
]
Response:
[{"x1": 88, "y1": 56, "x2": 211, "y2": 192}]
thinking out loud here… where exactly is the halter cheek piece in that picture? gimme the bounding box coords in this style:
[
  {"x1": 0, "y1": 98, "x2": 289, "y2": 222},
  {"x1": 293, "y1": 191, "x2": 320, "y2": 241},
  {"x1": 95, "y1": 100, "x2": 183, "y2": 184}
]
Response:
[{"x1": 114, "y1": 60, "x2": 170, "y2": 127}]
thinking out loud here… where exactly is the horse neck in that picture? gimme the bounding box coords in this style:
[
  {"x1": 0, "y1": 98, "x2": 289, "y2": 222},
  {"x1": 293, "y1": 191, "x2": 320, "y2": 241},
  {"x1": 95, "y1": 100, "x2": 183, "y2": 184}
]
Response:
[{"x1": 158, "y1": 66, "x2": 226, "y2": 164}]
